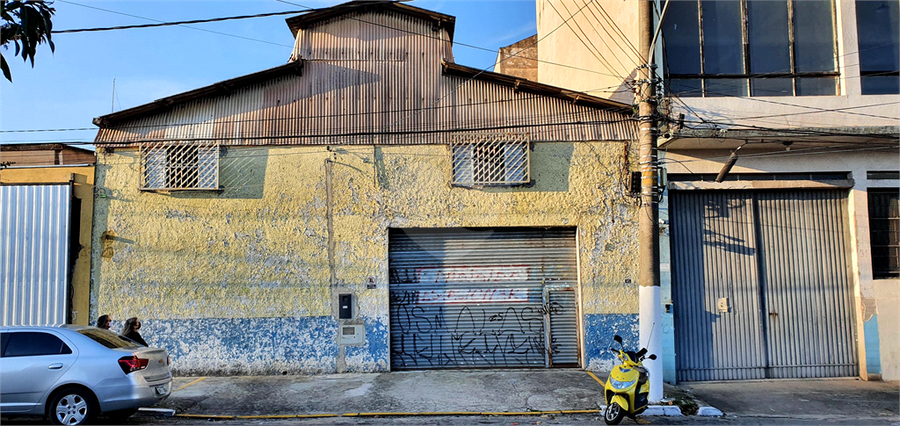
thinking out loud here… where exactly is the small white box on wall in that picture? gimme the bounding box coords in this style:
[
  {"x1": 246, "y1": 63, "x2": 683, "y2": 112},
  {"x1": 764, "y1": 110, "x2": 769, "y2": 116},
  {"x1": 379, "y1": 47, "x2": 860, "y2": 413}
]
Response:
[{"x1": 339, "y1": 324, "x2": 365, "y2": 345}]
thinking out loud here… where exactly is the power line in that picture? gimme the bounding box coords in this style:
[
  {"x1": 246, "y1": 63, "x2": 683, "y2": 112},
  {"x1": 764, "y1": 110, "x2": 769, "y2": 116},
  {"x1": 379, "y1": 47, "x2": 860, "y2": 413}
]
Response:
[
  {"x1": 93, "y1": 117, "x2": 635, "y2": 145},
  {"x1": 383, "y1": 0, "x2": 601, "y2": 132},
  {"x1": 55, "y1": 0, "x2": 294, "y2": 47},
  {"x1": 1, "y1": 127, "x2": 97, "y2": 134},
  {"x1": 55, "y1": 0, "x2": 631, "y2": 83},
  {"x1": 53, "y1": 8, "x2": 318, "y2": 34},
  {"x1": 547, "y1": 1, "x2": 631, "y2": 81}
]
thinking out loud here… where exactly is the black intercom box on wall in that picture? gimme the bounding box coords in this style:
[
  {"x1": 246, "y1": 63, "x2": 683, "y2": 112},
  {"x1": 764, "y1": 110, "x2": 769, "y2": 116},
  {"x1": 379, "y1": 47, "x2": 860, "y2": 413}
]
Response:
[{"x1": 339, "y1": 293, "x2": 352, "y2": 319}]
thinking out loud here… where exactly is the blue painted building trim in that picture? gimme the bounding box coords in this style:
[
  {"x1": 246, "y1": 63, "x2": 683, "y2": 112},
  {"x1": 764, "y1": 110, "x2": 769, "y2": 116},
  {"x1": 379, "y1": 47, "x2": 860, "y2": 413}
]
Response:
[
  {"x1": 583, "y1": 313, "x2": 639, "y2": 370},
  {"x1": 143, "y1": 317, "x2": 341, "y2": 375},
  {"x1": 864, "y1": 315, "x2": 882, "y2": 374},
  {"x1": 344, "y1": 317, "x2": 390, "y2": 372},
  {"x1": 138, "y1": 314, "x2": 645, "y2": 375}
]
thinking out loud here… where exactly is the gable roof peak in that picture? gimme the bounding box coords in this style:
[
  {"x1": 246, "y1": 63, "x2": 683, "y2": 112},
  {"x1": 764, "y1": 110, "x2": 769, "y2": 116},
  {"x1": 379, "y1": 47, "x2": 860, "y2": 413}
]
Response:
[{"x1": 285, "y1": 0, "x2": 455, "y2": 41}]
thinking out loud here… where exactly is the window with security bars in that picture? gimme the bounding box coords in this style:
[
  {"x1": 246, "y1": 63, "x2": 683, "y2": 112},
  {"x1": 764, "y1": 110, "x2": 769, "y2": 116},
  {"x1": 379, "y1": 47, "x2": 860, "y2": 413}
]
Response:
[
  {"x1": 451, "y1": 134, "x2": 530, "y2": 186},
  {"x1": 868, "y1": 188, "x2": 899, "y2": 278},
  {"x1": 140, "y1": 142, "x2": 219, "y2": 190}
]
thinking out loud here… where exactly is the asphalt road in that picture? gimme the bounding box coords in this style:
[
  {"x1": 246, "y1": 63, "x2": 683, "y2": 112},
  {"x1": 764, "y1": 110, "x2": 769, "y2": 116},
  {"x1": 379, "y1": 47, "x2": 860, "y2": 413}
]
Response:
[{"x1": 5, "y1": 411, "x2": 899, "y2": 425}]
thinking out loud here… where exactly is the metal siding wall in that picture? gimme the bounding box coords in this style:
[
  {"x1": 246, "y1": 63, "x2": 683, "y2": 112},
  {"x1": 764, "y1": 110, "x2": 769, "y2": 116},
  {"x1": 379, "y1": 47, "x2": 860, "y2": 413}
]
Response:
[
  {"x1": 0, "y1": 185, "x2": 71, "y2": 326},
  {"x1": 95, "y1": 10, "x2": 635, "y2": 147},
  {"x1": 757, "y1": 190, "x2": 857, "y2": 378},
  {"x1": 671, "y1": 190, "x2": 857, "y2": 381},
  {"x1": 388, "y1": 228, "x2": 578, "y2": 369},
  {"x1": 671, "y1": 191, "x2": 766, "y2": 381}
]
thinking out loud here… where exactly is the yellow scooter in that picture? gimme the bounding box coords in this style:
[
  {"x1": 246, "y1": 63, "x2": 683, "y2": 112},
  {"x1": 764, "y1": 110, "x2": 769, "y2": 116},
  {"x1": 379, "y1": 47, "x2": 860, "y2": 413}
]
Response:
[{"x1": 603, "y1": 335, "x2": 656, "y2": 425}]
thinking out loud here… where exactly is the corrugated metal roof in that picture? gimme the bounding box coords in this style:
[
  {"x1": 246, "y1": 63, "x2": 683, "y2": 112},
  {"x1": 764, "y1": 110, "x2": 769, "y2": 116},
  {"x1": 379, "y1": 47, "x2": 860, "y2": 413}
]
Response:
[
  {"x1": 93, "y1": 4, "x2": 636, "y2": 147},
  {"x1": 285, "y1": 1, "x2": 456, "y2": 41}
]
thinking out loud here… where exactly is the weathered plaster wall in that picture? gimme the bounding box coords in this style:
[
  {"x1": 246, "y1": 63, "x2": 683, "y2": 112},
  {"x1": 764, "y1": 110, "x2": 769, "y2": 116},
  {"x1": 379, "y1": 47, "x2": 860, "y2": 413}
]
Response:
[
  {"x1": 1, "y1": 166, "x2": 94, "y2": 325},
  {"x1": 92, "y1": 142, "x2": 639, "y2": 374},
  {"x1": 874, "y1": 279, "x2": 899, "y2": 381}
]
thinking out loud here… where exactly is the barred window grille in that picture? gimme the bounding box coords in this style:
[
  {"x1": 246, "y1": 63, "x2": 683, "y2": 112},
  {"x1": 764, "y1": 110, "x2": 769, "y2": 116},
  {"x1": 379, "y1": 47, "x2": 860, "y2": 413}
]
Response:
[
  {"x1": 140, "y1": 142, "x2": 219, "y2": 190},
  {"x1": 451, "y1": 133, "x2": 530, "y2": 186}
]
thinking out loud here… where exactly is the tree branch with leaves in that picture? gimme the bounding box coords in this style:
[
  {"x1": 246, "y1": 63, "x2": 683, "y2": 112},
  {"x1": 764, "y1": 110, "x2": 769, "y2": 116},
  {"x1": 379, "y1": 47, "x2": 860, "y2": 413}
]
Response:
[{"x1": 1, "y1": 0, "x2": 56, "y2": 82}]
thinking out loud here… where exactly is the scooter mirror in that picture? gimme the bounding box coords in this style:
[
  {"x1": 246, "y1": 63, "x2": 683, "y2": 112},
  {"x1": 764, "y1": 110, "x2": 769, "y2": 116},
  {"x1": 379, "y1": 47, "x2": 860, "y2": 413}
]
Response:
[
  {"x1": 648, "y1": 354, "x2": 657, "y2": 360},
  {"x1": 614, "y1": 335, "x2": 623, "y2": 344}
]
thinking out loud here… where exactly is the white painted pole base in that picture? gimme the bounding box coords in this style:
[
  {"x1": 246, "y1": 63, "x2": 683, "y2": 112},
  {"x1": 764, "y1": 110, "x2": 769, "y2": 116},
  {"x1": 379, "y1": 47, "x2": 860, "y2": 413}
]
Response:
[{"x1": 640, "y1": 285, "x2": 663, "y2": 402}]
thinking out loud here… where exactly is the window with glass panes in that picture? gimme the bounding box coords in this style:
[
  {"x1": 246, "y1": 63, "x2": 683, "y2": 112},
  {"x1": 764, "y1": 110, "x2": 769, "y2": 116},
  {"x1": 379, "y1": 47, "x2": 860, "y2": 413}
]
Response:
[
  {"x1": 856, "y1": 1, "x2": 899, "y2": 95},
  {"x1": 662, "y1": 0, "x2": 839, "y2": 97},
  {"x1": 869, "y1": 188, "x2": 900, "y2": 278}
]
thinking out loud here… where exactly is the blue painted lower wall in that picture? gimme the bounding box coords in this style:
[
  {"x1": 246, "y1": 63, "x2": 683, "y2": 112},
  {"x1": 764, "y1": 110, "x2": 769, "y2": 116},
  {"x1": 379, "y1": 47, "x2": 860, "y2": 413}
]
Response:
[
  {"x1": 345, "y1": 318, "x2": 390, "y2": 372},
  {"x1": 864, "y1": 315, "x2": 882, "y2": 375},
  {"x1": 138, "y1": 314, "x2": 638, "y2": 375},
  {"x1": 583, "y1": 313, "x2": 639, "y2": 371},
  {"x1": 142, "y1": 317, "x2": 388, "y2": 375}
]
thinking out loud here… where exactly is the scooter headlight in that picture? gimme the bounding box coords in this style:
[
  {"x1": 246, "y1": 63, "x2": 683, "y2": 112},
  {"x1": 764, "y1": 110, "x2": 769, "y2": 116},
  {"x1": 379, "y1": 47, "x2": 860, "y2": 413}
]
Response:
[{"x1": 609, "y1": 378, "x2": 636, "y2": 390}]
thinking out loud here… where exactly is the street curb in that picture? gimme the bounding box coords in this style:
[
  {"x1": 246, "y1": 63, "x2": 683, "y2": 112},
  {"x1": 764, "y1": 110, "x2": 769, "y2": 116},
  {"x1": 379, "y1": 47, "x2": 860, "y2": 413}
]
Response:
[
  {"x1": 598, "y1": 405, "x2": 683, "y2": 417},
  {"x1": 697, "y1": 406, "x2": 724, "y2": 416},
  {"x1": 174, "y1": 410, "x2": 603, "y2": 420},
  {"x1": 643, "y1": 405, "x2": 683, "y2": 416},
  {"x1": 138, "y1": 407, "x2": 176, "y2": 417}
]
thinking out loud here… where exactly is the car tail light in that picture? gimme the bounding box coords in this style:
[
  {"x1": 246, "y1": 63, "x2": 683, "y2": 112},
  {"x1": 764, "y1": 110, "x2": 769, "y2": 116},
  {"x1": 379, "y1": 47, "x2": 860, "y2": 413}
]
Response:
[{"x1": 118, "y1": 355, "x2": 149, "y2": 374}]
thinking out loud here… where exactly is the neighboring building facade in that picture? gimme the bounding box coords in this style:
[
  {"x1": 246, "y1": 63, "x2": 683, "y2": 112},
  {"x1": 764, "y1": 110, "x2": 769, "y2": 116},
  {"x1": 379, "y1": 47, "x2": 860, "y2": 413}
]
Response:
[
  {"x1": 535, "y1": 0, "x2": 899, "y2": 382},
  {"x1": 1, "y1": 144, "x2": 96, "y2": 326},
  {"x1": 90, "y1": 2, "x2": 643, "y2": 374}
]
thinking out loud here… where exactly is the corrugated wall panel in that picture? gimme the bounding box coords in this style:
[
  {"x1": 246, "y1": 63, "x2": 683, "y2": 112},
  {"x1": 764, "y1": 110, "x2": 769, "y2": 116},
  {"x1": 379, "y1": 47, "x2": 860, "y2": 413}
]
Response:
[
  {"x1": 756, "y1": 190, "x2": 857, "y2": 379},
  {"x1": 671, "y1": 191, "x2": 766, "y2": 381},
  {"x1": 671, "y1": 190, "x2": 857, "y2": 381},
  {"x1": 389, "y1": 228, "x2": 578, "y2": 369},
  {"x1": 95, "y1": 10, "x2": 635, "y2": 147},
  {"x1": 0, "y1": 185, "x2": 71, "y2": 326}
]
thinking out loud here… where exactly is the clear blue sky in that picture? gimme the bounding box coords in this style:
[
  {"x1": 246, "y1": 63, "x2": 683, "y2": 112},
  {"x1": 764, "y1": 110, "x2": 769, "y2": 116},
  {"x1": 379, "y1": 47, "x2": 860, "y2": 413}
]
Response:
[{"x1": 1, "y1": 0, "x2": 536, "y2": 146}]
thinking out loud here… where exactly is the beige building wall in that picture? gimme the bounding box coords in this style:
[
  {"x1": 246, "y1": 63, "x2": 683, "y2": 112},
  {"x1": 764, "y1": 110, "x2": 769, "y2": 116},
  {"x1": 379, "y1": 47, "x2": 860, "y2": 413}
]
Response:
[
  {"x1": 536, "y1": 0, "x2": 640, "y2": 104},
  {"x1": 91, "y1": 142, "x2": 640, "y2": 373}
]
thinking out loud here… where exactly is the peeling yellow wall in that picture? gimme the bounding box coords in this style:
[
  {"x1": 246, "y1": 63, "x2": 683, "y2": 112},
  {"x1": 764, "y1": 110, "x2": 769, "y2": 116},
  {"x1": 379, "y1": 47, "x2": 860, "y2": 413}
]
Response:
[
  {"x1": 92, "y1": 142, "x2": 639, "y2": 323},
  {"x1": 1, "y1": 166, "x2": 95, "y2": 325}
]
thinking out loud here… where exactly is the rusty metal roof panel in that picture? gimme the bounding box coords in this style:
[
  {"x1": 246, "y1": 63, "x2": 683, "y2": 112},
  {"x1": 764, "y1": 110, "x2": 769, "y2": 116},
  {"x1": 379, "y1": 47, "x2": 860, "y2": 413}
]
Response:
[{"x1": 94, "y1": 7, "x2": 635, "y2": 147}]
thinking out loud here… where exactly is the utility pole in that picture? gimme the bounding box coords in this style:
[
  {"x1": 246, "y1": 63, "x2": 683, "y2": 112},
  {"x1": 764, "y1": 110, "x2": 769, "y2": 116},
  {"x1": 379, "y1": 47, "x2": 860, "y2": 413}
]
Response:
[{"x1": 638, "y1": 0, "x2": 663, "y2": 402}]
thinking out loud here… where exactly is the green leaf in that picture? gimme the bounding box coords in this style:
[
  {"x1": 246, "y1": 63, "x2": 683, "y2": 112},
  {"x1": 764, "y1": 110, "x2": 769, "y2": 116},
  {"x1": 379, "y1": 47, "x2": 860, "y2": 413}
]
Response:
[{"x1": 1, "y1": 53, "x2": 12, "y2": 82}]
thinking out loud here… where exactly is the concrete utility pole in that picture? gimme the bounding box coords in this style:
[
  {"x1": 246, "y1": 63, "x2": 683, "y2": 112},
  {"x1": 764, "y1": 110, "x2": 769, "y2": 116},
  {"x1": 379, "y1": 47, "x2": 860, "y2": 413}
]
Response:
[{"x1": 638, "y1": 0, "x2": 663, "y2": 402}]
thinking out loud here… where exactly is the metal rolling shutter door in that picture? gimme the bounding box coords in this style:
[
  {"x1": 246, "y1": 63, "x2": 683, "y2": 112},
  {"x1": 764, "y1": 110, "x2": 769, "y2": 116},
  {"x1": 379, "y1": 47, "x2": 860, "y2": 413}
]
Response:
[
  {"x1": 671, "y1": 190, "x2": 857, "y2": 381},
  {"x1": 389, "y1": 227, "x2": 578, "y2": 369}
]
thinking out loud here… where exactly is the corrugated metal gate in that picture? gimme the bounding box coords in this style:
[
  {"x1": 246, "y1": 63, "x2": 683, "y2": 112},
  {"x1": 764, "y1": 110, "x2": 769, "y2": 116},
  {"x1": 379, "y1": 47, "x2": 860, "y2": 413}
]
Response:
[
  {"x1": 670, "y1": 190, "x2": 857, "y2": 381},
  {"x1": 389, "y1": 228, "x2": 580, "y2": 369},
  {"x1": 1, "y1": 185, "x2": 72, "y2": 326}
]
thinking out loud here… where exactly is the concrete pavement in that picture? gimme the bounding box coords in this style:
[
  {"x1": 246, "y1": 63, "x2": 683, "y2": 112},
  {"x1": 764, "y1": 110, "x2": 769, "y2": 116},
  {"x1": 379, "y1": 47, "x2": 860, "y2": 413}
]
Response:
[
  {"x1": 143, "y1": 369, "x2": 898, "y2": 422},
  {"x1": 678, "y1": 378, "x2": 899, "y2": 420},
  {"x1": 156, "y1": 369, "x2": 622, "y2": 418}
]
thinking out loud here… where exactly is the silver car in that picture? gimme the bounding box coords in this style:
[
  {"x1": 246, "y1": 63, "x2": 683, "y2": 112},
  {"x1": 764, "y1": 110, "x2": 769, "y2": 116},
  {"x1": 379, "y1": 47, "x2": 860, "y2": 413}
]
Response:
[{"x1": 0, "y1": 324, "x2": 172, "y2": 425}]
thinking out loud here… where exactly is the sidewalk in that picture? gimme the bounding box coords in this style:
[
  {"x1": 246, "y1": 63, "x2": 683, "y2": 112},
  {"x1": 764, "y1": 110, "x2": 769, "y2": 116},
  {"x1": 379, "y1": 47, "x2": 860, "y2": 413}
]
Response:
[
  {"x1": 147, "y1": 370, "x2": 898, "y2": 422},
  {"x1": 150, "y1": 369, "x2": 692, "y2": 420}
]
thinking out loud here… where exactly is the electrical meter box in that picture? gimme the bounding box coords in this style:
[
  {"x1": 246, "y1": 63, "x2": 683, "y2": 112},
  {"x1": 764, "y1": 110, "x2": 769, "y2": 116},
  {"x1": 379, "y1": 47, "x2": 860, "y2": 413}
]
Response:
[{"x1": 339, "y1": 324, "x2": 364, "y2": 345}]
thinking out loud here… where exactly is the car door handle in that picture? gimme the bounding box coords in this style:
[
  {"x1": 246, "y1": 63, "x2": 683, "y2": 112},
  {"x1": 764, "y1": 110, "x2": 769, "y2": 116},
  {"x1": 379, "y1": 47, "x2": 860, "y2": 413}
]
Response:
[{"x1": 48, "y1": 363, "x2": 63, "y2": 370}]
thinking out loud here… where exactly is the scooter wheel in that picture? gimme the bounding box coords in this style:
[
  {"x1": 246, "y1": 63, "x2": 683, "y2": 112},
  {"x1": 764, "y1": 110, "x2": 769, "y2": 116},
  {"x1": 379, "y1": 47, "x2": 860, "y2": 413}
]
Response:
[{"x1": 604, "y1": 402, "x2": 626, "y2": 425}]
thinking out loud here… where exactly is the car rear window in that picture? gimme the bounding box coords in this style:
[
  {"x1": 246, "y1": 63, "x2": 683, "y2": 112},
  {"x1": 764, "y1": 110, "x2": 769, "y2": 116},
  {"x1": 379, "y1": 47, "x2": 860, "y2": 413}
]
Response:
[
  {"x1": 78, "y1": 328, "x2": 142, "y2": 349},
  {"x1": 2, "y1": 332, "x2": 73, "y2": 357}
]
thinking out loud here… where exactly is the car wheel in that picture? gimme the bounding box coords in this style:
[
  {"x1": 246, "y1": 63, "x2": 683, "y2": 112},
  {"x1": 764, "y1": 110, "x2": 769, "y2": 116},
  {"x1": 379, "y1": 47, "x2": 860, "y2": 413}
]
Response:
[{"x1": 48, "y1": 387, "x2": 96, "y2": 425}]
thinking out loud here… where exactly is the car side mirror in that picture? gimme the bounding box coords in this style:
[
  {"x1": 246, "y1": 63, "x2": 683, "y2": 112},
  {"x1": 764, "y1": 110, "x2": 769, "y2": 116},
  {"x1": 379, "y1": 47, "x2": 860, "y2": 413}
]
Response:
[
  {"x1": 648, "y1": 354, "x2": 657, "y2": 360},
  {"x1": 614, "y1": 335, "x2": 623, "y2": 344}
]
